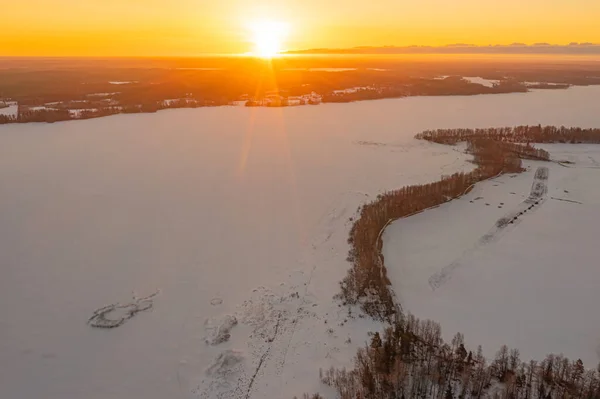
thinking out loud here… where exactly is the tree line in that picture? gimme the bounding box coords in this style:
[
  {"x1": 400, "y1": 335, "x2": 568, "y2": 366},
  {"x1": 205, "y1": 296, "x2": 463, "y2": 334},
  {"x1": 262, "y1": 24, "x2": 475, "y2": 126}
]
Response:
[
  {"x1": 312, "y1": 313, "x2": 600, "y2": 399},
  {"x1": 0, "y1": 100, "x2": 217, "y2": 124},
  {"x1": 416, "y1": 126, "x2": 600, "y2": 145}
]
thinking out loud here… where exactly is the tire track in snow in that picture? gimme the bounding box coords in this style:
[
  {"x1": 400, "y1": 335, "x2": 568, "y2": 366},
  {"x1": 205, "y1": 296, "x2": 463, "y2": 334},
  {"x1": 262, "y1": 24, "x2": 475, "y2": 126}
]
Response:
[
  {"x1": 428, "y1": 167, "x2": 549, "y2": 290},
  {"x1": 249, "y1": 190, "x2": 371, "y2": 397},
  {"x1": 196, "y1": 190, "x2": 364, "y2": 399},
  {"x1": 226, "y1": 193, "x2": 360, "y2": 399},
  {"x1": 244, "y1": 313, "x2": 281, "y2": 399}
]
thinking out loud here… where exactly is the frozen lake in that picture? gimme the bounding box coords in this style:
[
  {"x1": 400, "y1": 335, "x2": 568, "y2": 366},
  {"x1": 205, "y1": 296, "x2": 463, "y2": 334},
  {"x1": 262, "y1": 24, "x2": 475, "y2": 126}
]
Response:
[{"x1": 1, "y1": 86, "x2": 600, "y2": 399}]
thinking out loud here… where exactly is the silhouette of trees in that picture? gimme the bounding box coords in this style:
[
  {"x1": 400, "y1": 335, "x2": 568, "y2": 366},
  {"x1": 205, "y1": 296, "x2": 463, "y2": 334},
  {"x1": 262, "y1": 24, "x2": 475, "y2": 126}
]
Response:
[
  {"x1": 315, "y1": 313, "x2": 600, "y2": 399},
  {"x1": 416, "y1": 125, "x2": 600, "y2": 145}
]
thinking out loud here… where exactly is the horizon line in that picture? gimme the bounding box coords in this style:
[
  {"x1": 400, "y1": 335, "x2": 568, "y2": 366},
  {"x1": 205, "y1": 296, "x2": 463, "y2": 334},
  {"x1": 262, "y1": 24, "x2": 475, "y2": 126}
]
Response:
[
  {"x1": 284, "y1": 43, "x2": 600, "y2": 55},
  {"x1": 3, "y1": 42, "x2": 600, "y2": 58}
]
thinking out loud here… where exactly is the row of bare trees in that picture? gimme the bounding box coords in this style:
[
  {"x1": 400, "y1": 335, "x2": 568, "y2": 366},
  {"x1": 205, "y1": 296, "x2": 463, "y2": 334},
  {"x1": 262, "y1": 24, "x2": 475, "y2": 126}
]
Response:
[
  {"x1": 416, "y1": 125, "x2": 600, "y2": 145},
  {"x1": 317, "y1": 313, "x2": 600, "y2": 399}
]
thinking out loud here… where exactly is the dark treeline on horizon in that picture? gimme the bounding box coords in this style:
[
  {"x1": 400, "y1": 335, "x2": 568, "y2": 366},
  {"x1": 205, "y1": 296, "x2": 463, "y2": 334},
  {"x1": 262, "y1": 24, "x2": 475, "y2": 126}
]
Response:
[
  {"x1": 1, "y1": 57, "x2": 600, "y2": 124},
  {"x1": 0, "y1": 99, "x2": 219, "y2": 124}
]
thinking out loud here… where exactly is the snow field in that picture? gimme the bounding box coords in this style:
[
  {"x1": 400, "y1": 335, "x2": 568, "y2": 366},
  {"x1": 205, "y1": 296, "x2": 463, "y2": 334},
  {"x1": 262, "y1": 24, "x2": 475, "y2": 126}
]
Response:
[
  {"x1": 1, "y1": 86, "x2": 600, "y2": 398},
  {"x1": 384, "y1": 145, "x2": 600, "y2": 366}
]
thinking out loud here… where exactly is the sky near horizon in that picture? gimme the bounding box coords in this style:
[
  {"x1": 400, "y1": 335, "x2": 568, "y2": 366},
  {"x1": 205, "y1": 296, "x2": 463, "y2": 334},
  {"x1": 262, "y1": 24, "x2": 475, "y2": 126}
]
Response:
[{"x1": 2, "y1": 0, "x2": 600, "y2": 56}]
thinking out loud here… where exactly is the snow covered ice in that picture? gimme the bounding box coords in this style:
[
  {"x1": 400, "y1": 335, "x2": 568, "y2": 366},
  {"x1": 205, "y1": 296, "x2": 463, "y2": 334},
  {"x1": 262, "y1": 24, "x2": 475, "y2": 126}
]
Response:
[{"x1": 1, "y1": 86, "x2": 600, "y2": 398}]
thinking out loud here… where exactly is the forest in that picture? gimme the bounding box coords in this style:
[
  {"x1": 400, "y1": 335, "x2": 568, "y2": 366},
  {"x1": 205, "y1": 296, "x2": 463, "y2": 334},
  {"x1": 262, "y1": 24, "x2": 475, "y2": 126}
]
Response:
[
  {"x1": 305, "y1": 313, "x2": 600, "y2": 399},
  {"x1": 416, "y1": 126, "x2": 600, "y2": 145},
  {"x1": 0, "y1": 99, "x2": 217, "y2": 124},
  {"x1": 1, "y1": 56, "x2": 600, "y2": 124}
]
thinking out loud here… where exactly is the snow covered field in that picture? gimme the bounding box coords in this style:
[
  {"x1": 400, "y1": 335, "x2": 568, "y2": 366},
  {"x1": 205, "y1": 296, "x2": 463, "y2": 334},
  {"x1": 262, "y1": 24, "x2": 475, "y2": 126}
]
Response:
[
  {"x1": 1, "y1": 86, "x2": 600, "y2": 399},
  {"x1": 0, "y1": 103, "x2": 18, "y2": 117},
  {"x1": 384, "y1": 146, "x2": 600, "y2": 366},
  {"x1": 463, "y1": 76, "x2": 500, "y2": 87}
]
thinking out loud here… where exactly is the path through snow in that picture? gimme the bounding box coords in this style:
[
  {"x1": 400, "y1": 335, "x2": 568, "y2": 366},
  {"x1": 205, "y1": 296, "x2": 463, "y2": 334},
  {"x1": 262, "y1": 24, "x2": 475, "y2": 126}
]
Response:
[{"x1": 429, "y1": 166, "x2": 549, "y2": 290}]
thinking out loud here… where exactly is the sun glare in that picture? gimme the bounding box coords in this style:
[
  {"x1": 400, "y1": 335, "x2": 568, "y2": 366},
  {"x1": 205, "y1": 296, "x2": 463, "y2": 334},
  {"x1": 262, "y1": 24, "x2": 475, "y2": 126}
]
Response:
[{"x1": 248, "y1": 20, "x2": 290, "y2": 58}]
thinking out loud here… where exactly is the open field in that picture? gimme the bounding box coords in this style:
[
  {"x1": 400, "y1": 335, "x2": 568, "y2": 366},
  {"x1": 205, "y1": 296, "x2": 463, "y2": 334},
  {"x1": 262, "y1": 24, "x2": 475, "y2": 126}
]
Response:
[{"x1": 384, "y1": 146, "x2": 600, "y2": 366}]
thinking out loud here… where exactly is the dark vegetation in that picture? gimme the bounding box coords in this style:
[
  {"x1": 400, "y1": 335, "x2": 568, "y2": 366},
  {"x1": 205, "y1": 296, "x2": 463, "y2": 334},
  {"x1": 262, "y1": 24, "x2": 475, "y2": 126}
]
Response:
[
  {"x1": 525, "y1": 83, "x2": 571, "y2": 90},
  {"x1": 316, "y1": 314, "x2": 600, "y2": 399},
  {"x1": 1, "y1": 56, "x2": 600, "y2": 123},
  {"x1": 0, "y1": 99, "x2": 215, "y2": 124},
  {"x1": 417, "y1": 126, "x2": 600, "y2": 145}
]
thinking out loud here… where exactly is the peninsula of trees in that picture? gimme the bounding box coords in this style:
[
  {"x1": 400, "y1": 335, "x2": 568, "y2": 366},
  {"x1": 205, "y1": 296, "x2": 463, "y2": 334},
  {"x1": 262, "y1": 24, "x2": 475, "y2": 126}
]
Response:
[{"x1": 320, "y1": 125, "x2": 600, "y2": 399}]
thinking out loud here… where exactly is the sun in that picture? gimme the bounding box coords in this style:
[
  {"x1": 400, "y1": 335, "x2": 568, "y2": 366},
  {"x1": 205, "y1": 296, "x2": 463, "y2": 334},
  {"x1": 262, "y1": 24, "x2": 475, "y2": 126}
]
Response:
[{"x1": 248, "y1": 20, "x2": 290, "y2": 58}]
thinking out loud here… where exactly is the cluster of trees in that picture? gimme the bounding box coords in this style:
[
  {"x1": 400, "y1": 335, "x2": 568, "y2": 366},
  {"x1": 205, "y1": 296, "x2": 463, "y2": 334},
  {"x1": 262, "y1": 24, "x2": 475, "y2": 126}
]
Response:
[
  {"x1": 0, "y1": 114, "x2": 17, "y2": 124},
  {"x1": 0, "y1": 99, "x2": 220, "y2": 124},
  {"x1": 410, "y1": 77, "x2": 528, "y2": 97},
  {"x1": 0, "y1": 108, "x2": 122, "y2": 124},
  {"x1": 13, "y1": 108, "x2": 72, "y2": 123},
  {"x1": 416, "y1": 126, "x2": 600, "y2": 145},
  {"x1": 315, "y1": 313, "x2": 600, "y2": 399},
  {"x1": 526, "y1": 83, "x2": 570, "y2": 90},
  {"x1": 323, "y1": 87, "x2": 408, "y2": 103}
]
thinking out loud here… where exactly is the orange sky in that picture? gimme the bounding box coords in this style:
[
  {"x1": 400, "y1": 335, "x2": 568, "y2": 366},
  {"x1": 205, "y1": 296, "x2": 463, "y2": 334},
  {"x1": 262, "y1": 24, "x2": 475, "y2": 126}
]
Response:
[{"x1": 2, "y1": 0, "x2": 600, "y2": 56}]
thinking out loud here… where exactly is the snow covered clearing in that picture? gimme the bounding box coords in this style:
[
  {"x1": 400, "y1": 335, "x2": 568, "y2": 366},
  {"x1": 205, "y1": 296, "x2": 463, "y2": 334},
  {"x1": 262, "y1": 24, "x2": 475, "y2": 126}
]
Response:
[
  {"x1": 332, "y1": 87, "x2": 370, "y2": 95},
  {"x1": 108, "y1": 81, "x2": 138, "y2": 85},
  {"x1": 1, "y1": 86, "x2": 600, "y2": 398},
  {"x1": 524, "y1": 81, "x2": 564, "y2": 87},
  {"x1": 384, "y1": 145, "x2": 600, "y2": 366},
  {"x1": 0, "y1": 104, "x2": 18, "y2": 117},
  {"x1": 463, "y1": 76, "x2": 500, "y2": 87}
]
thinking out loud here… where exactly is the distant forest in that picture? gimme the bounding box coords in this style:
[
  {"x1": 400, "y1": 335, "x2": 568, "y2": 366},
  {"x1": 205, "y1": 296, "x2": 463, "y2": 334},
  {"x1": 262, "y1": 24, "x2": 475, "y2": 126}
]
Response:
[
  {"x1": 323, "y1": 125, "x2": 600, "y2": 399},
  {"x1": 1, "y1": 57, "x2": 600, "y2": 123}
]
